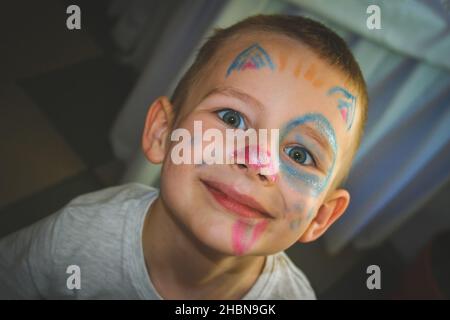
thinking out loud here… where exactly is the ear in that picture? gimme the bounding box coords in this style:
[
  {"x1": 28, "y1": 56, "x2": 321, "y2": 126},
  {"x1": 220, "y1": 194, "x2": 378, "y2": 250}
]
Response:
[
  {"x1": 298, "y1": 188, "x2": 350, "y2": 243},
  {"x1": 142, "y1": 96, "x2": 175, "y2": 164}
]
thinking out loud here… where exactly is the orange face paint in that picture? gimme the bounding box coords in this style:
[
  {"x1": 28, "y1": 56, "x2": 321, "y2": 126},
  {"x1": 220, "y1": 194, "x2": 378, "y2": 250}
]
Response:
[
  {"x1": 293, "y1": 61, "x2": 302, "y2": 78},
  {"x1": 312, "y1": 78, "x2": 325, "y2": 88},
  {"x1": 278, "y1": 51, "x2": 287, "y2": 72},
  {"x1": 304, "y1": 63, "x2": 318, "y2": 82}
]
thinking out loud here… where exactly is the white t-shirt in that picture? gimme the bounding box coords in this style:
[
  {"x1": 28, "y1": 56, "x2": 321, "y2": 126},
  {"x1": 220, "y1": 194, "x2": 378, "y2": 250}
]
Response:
[{"x1": 0, "y1": 183, "x2": 316, "y2": 300}]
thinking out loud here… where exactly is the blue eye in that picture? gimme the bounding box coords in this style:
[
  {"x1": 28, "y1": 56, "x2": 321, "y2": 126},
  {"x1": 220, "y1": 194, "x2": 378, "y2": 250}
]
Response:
[
  {"x1": 284, "y1": 146, "x2": 315, "y2": 166},
  {"x1": 217, "y1": 109, "x2": 246, "y2": 129}
]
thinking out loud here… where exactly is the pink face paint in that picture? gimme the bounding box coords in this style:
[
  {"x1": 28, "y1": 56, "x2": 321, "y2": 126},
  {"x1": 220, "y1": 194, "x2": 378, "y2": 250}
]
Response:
[
  {"x1": 340, "y1": 108, "x2": 348, "y2": 123},
  {"x1": 232, "y1": 145, "x2": 278, "y2": 182},
  {"x1": 242, "y1": 60, "x2": 257, "y2": 70},
  {"x1": 232, "y1": 220, "x2": 268, "y2": 255}
]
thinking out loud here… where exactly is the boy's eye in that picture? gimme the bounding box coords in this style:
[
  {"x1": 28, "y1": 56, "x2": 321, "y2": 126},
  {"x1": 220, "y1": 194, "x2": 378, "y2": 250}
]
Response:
[
  {"x1": 216, "y1": 109, "x2": 246, "y2": 129},
  {"x1": 284, "y1": 146, "x2": 316, "y2": 166}
]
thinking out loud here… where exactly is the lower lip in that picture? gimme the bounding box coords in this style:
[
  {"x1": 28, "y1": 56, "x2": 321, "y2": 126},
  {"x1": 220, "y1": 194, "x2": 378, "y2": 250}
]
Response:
[{"x1": 202, "y1": 181, "x2": 269, "y2": 220}]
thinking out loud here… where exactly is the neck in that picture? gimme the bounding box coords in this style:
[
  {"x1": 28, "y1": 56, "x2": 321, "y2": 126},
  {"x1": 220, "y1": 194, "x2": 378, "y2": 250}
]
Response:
[{"x1": 142, "y1": 195, "x2": 265, "y2": 299}]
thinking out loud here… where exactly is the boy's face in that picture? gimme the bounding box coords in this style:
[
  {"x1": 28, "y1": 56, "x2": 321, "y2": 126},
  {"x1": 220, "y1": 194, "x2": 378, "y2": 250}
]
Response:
[{"x1": 145, "y1": 33, "x2": 358, "y2": 256}]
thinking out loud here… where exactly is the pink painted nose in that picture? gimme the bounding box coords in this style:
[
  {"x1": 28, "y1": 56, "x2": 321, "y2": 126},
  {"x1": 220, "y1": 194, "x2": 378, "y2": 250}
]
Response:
[{"x1": 233, "y1": 145, "x2": 278, "y2": 182}]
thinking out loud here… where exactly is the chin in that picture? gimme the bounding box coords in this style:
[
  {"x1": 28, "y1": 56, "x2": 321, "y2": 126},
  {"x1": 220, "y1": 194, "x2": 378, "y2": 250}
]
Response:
[{"x1": 160, "y1": 167, "x2": 283, "y2": 257}]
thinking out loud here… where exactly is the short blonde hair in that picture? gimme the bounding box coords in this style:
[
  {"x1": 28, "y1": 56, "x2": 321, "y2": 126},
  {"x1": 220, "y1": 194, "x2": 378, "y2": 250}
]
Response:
[{"x1": 171, "y1": 14, "x2": 368, "y2": 189}]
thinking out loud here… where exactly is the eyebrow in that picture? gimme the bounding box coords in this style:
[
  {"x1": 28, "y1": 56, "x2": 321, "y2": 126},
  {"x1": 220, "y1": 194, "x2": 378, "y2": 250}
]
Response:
[
  {"x1": 298, "y1": 124, "x2": 334, "y2": 161},
  {"x1": 202, "y1": 88, "x2": 335, "y2": 159},
  {"x1": 200, "y1": 86, "x2": 265, "y2": 111}
]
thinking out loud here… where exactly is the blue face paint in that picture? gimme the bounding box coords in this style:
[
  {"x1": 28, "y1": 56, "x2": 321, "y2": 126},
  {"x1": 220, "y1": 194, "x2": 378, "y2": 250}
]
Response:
[
  {"x1": 255, "y1": 53, "x2": 264, "y2": 67},
  {"x1": 306, "y1": 207, "x2": 315, "y2": 220},
  {"x1": 289, "y1": 218, "x2": 302, "y2": 230},
  {"x1": 279, "y1": 113, "x2": 337, "y2": 197},
  {"x1": 291, "y1": 203, "x2": 304, "y2": 213},
  {"x1": 226, "y1": 43, "x2": 275, "y2": 77},
  {"x1": 327, "y1": 86, "x2": 356, "y2": 130},
  {"x1": 293, "y1": 133, "x2": 328, "y2": 165}
]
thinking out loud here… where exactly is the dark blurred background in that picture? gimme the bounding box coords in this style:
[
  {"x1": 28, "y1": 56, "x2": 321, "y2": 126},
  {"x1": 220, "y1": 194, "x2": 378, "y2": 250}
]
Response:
[
  {"x1": 1, "y1": 0, "x2": 449, "y2": 299},
  {"x1": 1, "y1": 0, "x2": 134, "y2": 234}
]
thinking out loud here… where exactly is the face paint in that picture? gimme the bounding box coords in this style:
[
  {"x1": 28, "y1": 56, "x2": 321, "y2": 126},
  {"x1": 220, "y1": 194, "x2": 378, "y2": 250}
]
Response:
[
  {"x1": 226, "y1": 43, "x2": 275, "y2": 77},
  {"x1": 291, "y1": 202, "x2": 304, "y2": 213},
  {"x1": 306, "y1": 207, "x2": 316, "y2": 220},
  {"x1": 293, "y1": 61, "x2": 303, "y2": 78},
  {"x1": 232, "y1": 145, "x2": 278, "y2": 182},
  {"x1": 231, "y1": 220, "x2": 268, "y2": 256},
  {"x1": 279, "y1": 113, "x2": 337, "y2": 197},
  {"x1": 327, "y1": 86, "x2": 357, "y2": 130},
  {"x1": 289, "y1": 218, "x2": 302, "y2": 230},
  {"x1": 312, "y1": 78, "x2": 325, "y2": 88},
  {"x1": 304, "y1": 63, "x2": 318, "y2": 82},
  {"x1": 278, "y1": 50, "x2": 287, "y2": 72},
  {"x1": 289, "y1": 203, "x2": 304, "y2": 231},
  {"x1": 293, "y1": 133, "x2": 328, "y2": 165}
]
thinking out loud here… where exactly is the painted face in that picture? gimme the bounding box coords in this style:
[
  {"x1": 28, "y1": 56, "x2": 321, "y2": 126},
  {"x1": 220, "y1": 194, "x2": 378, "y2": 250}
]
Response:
[{"x1": 160, "y1": 33, "x2": 358, "y2": 256}]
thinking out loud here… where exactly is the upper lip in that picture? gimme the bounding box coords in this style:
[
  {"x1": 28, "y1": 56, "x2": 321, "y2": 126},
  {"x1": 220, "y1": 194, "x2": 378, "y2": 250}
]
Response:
[{"x1": 201, "y1": 179, "x2": 274, "y2": 219}]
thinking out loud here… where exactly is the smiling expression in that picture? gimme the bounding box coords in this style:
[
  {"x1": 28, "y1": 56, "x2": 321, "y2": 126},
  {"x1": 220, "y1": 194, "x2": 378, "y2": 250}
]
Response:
[{"x1": 159, "y1": 32, "x2": 358, "y2": 256}]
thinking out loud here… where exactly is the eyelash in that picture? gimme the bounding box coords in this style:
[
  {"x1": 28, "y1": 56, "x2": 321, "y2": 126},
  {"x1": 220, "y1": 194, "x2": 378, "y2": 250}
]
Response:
[
  {"x1": 216, "y1": 108, "x2": 247, "y2": 130},
  {"x1": 215, "y1": 109, "x2": 318, "y2": 168},
  {"x1": 283, "y1": 145, "x2": 317, "y2": 168}
]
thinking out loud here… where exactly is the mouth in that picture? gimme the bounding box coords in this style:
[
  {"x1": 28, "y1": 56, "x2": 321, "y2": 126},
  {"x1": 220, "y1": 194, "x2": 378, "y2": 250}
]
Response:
[{"x1": 201, "y1": 179, "x2": 274, "y2": 220}]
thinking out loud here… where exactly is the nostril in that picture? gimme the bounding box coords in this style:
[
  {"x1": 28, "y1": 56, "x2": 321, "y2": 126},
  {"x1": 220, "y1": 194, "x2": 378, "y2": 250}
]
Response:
[
  {"x1": 257, "y1": 174, "x2": 267, "y2": 182},
  {"x1": 238, "y1": 164, "x2": 247, "y2": 169}
]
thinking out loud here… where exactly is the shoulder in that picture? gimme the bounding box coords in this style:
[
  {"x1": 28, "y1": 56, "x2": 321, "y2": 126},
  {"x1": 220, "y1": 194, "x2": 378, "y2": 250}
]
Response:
[
  {"x1": 267, "y1": 251, "x2": 316, "y2": 300},
  {"x1": 0, "y1": 183, "x2": 159, "y2": 298},
  {"x1": 60, "y1": 183, "x2": 158, "y2": 223},
  {"x1": 54, "y1": 183, "x2": 159, "y2": 244},
  {"x1": 46, "y1": 183, "x2": 158, "y2": 297},
  {"x1": 67, "y1": 183, "x2": 158, "y2": 208}
]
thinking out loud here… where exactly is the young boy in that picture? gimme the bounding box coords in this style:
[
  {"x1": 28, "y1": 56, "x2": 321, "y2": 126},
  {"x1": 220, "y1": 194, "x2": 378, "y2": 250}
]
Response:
[{"x1": 0, "y1": 14, "x2": 367, "y2": 299}]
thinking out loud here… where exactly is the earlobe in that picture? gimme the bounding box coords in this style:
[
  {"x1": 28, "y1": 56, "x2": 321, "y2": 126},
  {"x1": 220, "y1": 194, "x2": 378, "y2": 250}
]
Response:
[
  {"x1": 142, "y1": 96, "x2": 175, "y2": 164},
  {"x1": 298, "y1": 189, "x2": 350, "y2": 243}
]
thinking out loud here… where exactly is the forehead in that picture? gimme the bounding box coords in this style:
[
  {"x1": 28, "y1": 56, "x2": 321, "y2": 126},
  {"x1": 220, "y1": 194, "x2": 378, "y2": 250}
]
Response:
[{"x1": 188, "y1": 33, "x2": 358, "y2": 152}]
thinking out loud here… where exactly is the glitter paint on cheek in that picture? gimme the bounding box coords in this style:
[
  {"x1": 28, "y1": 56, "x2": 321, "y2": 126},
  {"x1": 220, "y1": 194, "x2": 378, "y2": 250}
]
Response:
[
  {"x1": 288, "y1": 203, "x2": 305, "y2": 231},
  {"x1": 282, "y1": 163, "x2": 322, "y2": 196},
  {"x1": 231, "y1": 220, "x2": 268, "y2": 255},
  {"x1": 289, "y1": 206, "x2": 315, "y2": 231},
  {"x1": 289, "y1": 218, "x2": 302, "y2": 230},
  {"x1": 306, "y1": 207, "x2": 316, "y2": 221},
  {"x1": 292, "y1": 203, "x2": 304, "y2": 213},
  {"x1": 279, "y1": 113, "x2": 337, "y2": 197}
]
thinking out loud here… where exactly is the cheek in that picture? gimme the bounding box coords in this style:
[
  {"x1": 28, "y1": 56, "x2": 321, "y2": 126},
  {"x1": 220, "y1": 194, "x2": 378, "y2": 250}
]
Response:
[
  {"x1": 279, "y1": 188, "x2": 319, "y2": 233},
  {"x1": 160, "y1": 160, "x2": 193, "y2": 206},
  {"x1": 278, "y1": 160, "x2": 320, "y2": 198}
]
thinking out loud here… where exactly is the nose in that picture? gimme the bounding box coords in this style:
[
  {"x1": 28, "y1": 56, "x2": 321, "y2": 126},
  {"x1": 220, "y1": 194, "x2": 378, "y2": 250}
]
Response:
[{"x1": 233, "y1": 145, "x2": 278, "y2": 184}]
